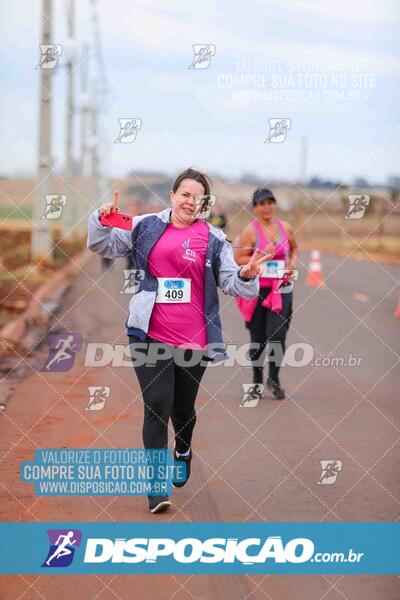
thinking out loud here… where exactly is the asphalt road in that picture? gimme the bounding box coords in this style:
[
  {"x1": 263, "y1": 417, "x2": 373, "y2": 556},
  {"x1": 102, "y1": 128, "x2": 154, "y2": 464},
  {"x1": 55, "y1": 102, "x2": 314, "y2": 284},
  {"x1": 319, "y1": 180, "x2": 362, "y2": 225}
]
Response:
[{"x1": 0, "y1": 251, "x2": 399, "y2": 599}]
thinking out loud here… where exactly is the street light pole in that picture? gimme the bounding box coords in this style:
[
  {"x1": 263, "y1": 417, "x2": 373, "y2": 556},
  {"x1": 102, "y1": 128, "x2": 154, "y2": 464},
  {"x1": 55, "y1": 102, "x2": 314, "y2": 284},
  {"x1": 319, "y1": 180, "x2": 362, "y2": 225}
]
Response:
[
  {"x1": 300, "y1": 135, "x2": 308, "y2": 186},
  {"x1": 80, "y1": 44, "x2": 89, "y2": 179},
  {"x1": 90, "y1": 81, "x2": 100, "y2": 202},
  {"x1": 61, "y1": 0, "x2": 75, "y2": 238},
  {"x1": 31, "y1": 0, "x2": 53, "y2": 262}
]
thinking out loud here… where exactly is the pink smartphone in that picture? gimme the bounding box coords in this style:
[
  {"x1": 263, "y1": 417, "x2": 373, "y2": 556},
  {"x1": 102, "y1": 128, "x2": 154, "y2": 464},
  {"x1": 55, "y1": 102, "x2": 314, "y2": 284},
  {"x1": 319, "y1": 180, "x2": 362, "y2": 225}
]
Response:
[{"x1": 100, "y1": 211, "x2": 132, "y2": 230}]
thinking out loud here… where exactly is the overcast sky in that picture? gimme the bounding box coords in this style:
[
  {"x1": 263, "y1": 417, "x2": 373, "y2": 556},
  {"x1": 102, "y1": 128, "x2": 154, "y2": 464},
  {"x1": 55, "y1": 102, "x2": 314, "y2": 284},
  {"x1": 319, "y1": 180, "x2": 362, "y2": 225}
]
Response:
[{"x1": 0, "y1": 0, "x2": 399, "y2": 183}]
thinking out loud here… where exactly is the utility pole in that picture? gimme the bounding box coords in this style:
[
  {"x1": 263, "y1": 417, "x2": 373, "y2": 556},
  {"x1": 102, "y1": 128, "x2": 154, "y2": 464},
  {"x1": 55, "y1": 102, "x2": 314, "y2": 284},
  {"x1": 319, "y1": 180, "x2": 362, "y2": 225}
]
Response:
[
  {"x1": 299, "y1": 135, "x2": 308, "y2": 186},
  {"x1": 89, "y1": 0, "x2": 108, "y2": 209},
  {"x1": 62, "y1": 0, "x2": 75, "y2": 238},
  {"x1": 31, "y1": 0, "x2": 53, "y2": 262},
  {"x1": 96, "y1": 83, "x2": 108, "y2": 206},
  {"x1": 74, "y1": 43, "x2": 90, "y2": 235},
  {"x1": 80, "y1": 44, "x2": 90, "y2": 178},
  {"x1": 90, "y1": 81, "x2": 100, "y2": 202},
  {"x1": 297, "y1": 136, "x2": 308, "y2": 234}
]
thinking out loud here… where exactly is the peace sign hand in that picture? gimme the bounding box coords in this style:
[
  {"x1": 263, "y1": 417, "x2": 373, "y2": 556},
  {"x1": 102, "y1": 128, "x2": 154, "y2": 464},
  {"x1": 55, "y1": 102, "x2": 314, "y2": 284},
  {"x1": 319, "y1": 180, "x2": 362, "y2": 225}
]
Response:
[
  {"x1": 239, "y1": 245, "x2": 274, "y2": 279},
  {"x1": 99, "y1": 191, "x2": 119, "y2": 216}
]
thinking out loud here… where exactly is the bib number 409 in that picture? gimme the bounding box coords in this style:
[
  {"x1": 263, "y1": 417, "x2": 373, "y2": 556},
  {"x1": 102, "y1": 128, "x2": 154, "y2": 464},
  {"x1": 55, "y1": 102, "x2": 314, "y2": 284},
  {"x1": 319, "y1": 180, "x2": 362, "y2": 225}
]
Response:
[
  {"x1": 165, "y1": 289, "x2": 184, "y2": 300},
  {"x1": 155, "y1": 278, "x2": 191, "y2": 303}
]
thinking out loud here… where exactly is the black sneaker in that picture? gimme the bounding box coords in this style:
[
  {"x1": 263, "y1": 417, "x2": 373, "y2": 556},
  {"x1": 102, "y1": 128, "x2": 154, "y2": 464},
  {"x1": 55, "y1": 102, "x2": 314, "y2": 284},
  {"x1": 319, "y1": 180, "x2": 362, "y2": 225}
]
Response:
[
  {"x1": 266, "y1": 378, "x2": 286, "y2": 400},
  {"x1": 172, "y1": 448, "x2": 192, "y2": 488},
  {"x1": 148, "y1": 495, "x2": 171, "y2": 514}
]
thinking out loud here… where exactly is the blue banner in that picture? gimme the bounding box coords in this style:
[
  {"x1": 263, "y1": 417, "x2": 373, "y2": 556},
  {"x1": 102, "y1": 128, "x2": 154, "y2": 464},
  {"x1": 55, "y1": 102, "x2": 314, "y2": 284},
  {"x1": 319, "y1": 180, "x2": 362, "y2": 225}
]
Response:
[
  {"x1": 20, "y1": 448, "x2": 186, "y2": 495},
  {"x1": 0, "y1": 522, "x2": 398, "y2": 574}
]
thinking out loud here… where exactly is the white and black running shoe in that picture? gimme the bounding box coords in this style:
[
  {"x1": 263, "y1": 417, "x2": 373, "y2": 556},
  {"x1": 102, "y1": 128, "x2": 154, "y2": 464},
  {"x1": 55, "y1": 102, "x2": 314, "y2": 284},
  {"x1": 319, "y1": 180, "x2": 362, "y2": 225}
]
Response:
[
  {"x1": 172, "y1": 448, "x2": 192, "y2": 488},
  {"x1": 148, "y1": 495, "x2": 171, "y2": 514}
]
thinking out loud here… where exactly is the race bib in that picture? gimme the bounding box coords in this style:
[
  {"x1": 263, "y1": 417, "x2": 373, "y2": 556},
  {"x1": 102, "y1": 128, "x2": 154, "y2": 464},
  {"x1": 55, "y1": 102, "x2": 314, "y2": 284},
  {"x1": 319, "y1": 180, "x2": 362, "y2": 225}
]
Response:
[
  {"x1": 262, "y1": 259, "x2": 286, "y2": 278},
  {"x1": 155, "y1": 278, "x2": 191, "y2": 303}
]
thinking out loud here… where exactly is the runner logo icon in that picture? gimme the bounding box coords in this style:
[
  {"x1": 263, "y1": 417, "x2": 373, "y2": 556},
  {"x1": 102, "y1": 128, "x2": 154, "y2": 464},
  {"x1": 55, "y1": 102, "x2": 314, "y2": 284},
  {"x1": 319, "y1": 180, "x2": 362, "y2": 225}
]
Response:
[
  {"x1": 42, "y1": 529, "x2": 82, "y2": 568},
  {"x1": 265, "y1": 118, "x2": 291, "y2": 143},
  {"x1": 41, "y1": 195, "x2": 67, "y2": 219},
  {"x1": 41, "y1": 333, "x2": 82, "y2": 372},
  {"x1": 86, "y1": 386, "x2": 110, "y2": 411},
  {"x1": 189, "y1": 44, "x2": 216, "y2": 69},
  {"x1": 37, "y1": 44, "x2": 63, "y2": 69},
  {"x1": 346, "y1": 195, "x2": 370, "y2": 219},
  {"x1": 317, "y1": 460, "x2": 343, "y2": 485},
  {"x1": 239, "y1": 384, "x2": 263, "y2": 407},
  {"x1": 114, "y1": 118, "x2": 142, "y2": 143}
]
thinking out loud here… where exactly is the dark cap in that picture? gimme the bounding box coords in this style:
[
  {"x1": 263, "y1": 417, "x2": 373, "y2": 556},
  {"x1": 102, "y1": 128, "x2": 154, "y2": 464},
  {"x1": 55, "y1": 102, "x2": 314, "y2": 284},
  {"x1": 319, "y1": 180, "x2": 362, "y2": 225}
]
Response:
[{"x1": 252, "y1": 188, "x2": 276, "y2": 206}]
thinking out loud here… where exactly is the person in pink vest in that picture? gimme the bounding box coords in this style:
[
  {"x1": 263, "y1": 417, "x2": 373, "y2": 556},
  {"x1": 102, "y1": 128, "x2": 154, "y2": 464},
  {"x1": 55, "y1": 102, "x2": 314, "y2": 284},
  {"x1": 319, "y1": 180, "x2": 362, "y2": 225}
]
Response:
[{"x1": 234, "y1": 188, "x2": 299, "y2": 400}]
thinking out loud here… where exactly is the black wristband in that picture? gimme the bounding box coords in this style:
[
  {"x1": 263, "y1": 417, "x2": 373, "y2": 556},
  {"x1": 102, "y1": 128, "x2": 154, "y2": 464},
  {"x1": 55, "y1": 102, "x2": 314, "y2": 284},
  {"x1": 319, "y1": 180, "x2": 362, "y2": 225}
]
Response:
[{"x1": 238, "y1": 267, "x2": 256, "y2": 282}]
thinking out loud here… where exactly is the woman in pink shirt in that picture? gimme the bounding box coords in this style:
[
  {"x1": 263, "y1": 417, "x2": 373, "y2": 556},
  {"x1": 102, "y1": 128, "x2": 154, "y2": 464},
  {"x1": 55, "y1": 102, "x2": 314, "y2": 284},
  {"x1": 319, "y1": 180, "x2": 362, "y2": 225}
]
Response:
[
  {"x1": 94, "y1": 169, "x2": 271, "y2": 514},
  {"x1": 234, "y1": 188, "x2": 299, "y2": 401}
]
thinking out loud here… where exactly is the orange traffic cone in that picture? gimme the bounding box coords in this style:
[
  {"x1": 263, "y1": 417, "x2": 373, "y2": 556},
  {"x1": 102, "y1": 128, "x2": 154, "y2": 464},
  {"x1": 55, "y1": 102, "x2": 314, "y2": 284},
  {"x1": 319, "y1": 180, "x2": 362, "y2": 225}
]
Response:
[
  {"x1": 307, "y1": 250, "x2": 325, "y2": 286},
  {"x1": 394, "y1": 297, "x2": 400, "y2": 317}
]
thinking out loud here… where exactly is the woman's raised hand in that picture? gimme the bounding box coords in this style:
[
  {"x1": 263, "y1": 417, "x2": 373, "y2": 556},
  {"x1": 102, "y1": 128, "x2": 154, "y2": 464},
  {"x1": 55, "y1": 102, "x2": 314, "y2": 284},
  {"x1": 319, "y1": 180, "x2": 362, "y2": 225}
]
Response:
[
  {"x1": 99, "y1": 191, "x2": 119, "y2": 216},
  {"x1": 239, "y1": 244, "x2": 274, "y2": 279}
]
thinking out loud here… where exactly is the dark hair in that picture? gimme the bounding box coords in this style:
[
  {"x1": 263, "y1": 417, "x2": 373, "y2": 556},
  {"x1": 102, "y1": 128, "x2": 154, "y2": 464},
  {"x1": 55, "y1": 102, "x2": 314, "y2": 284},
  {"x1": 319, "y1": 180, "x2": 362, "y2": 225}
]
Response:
[
  {"x1": 252, "y1": 188, "x2": 276, "y2": 206},
  {"x1": 172, "y1": 168, "x2": 211, "y2": 196}
]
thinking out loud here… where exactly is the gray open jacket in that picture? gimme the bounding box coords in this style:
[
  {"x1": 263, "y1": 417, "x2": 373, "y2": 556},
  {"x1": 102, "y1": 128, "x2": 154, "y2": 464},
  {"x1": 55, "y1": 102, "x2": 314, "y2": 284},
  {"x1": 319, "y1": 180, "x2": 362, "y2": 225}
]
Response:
[{"x1": 87, "y1": 207, "x2": 259, "y2": 362}]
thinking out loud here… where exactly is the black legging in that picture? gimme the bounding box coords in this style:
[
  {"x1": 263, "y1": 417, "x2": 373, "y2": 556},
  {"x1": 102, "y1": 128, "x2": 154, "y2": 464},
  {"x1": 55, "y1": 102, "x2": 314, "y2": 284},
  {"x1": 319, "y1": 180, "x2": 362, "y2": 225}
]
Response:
[
  {"x1": 247, "y1": 287, "x2": 293, "y2": 385},
  {"x1": 129, "y1": 336, "x2": 207, "y2": 453}
]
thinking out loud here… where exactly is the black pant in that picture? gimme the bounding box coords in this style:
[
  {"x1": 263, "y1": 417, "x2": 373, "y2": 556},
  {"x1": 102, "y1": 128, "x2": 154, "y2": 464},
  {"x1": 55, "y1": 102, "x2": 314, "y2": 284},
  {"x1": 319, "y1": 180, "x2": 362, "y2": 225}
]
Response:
[
  {"x1": 247, "y1": 287, "x2": 293, "y2": 385},
  {"x1": 129, "y1": 336, "x2": 207, "y2": 453}
]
